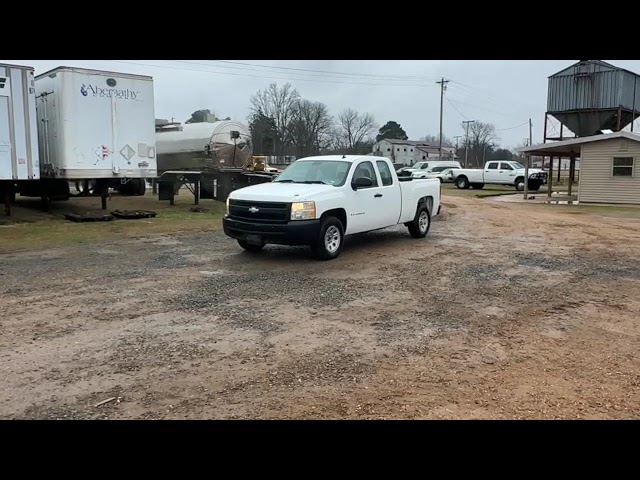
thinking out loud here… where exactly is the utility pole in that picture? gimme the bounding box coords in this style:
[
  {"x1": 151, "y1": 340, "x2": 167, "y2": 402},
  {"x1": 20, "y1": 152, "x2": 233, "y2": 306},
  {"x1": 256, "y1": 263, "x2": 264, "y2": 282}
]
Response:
[
  {"x1": 529, "y1": 118, "x2": 533, "y2": 147},
  {"x1": 436, "y1": 78, "x2": 449, "y2": 160},
  {"x1": 462, "y1": 120, "x2": 474, "y2": 168},
  {"x1": 454, "y1": 135, "x2": 462, "y2": 161}
]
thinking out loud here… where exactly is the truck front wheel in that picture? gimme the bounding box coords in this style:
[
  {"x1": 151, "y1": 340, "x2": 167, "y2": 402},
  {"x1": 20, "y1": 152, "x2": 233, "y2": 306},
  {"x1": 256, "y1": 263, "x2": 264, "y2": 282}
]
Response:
[
  {"x1": 238, "y1": 240, "x2": 265, "y2": 252},
  {"x1": 408, "y1": 206, "x2": 431, "y2": 238},
  {"x1": 312, "y1": 216, "x2": 344, "y2": 261},
  {"x1": 456, "y1": 177, "x2": 470, "y2": 189}
]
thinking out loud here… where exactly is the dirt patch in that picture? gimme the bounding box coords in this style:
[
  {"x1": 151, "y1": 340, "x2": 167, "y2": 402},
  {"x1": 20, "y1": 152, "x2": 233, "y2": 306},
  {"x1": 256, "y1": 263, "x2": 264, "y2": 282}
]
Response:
[{"x1": 2, "y1": 194, "x2": 640, "y2": 419}]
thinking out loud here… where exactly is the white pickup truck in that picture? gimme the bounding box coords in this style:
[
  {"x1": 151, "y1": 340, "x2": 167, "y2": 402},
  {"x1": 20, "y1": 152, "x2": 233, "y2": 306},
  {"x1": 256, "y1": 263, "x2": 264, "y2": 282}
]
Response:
[
  {"x1": 223, "y1": 155, "x2": 441, "y2": 260},
  {"x1": 450, "y1": 160, "x2": 548, "y2": 191}
]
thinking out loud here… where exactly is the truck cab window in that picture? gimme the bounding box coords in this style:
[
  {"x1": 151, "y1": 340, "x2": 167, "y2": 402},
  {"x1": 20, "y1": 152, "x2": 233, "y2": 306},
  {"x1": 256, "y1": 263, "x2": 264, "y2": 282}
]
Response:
[
  {"x1": 500, "y1": 163, "x2": 513, "y2": 170},
  {"x1": 376, "y1": 161, "x2": 393, "y2": 186},
  {"x1": 353, "y1": 161, "x2": 378, "y2": 188},
  {"x1": 487, "y1": 163, "x2": 498, "y2": 170}
]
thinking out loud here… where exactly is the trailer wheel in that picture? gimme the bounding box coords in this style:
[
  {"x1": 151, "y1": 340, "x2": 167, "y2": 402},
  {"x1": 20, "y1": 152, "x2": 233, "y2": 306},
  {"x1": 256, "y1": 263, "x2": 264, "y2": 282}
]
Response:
[
  {"x1": 408, "y1": 206, "x2": 431, "y2": 238},
  {"x1": 472, "y1": 183, "x2": 485, "y2": 190},
  {"x1": 136, "y1": 179, "x2": 147, "y2": 196},
  {"x1": 312, "y1": 216, "x2": 344, "y2": 261}
]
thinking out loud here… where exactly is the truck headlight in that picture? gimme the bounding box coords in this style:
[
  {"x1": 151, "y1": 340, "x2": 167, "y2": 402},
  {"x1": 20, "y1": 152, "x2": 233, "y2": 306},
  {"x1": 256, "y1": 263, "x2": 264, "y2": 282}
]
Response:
[{"x1": 291, "y1": 201, "x2": 316, "y2": 221}]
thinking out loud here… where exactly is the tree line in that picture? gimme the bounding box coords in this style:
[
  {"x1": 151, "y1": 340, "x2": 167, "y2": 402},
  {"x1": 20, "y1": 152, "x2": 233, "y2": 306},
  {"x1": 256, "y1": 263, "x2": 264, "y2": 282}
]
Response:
[
  {"x1": 184, "y1": 82, "x2": 528, "y2": 164},
  {"x1": 247, "y1": 83, "x2": 379, "y2": 158}
]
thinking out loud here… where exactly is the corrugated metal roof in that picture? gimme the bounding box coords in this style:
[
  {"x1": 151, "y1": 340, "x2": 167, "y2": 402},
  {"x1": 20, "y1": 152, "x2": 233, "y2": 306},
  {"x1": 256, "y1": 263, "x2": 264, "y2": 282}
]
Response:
[
  {"x1": 548, "y1": 60, "x2": 622, "y2": 78},
  {"x1": 517, "y1": 131, "x2": 640, "y2": 155}
]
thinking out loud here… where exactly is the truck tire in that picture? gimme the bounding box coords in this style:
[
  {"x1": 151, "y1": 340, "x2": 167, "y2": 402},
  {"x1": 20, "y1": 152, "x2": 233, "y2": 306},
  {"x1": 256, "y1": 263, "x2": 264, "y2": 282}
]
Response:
[
  {"x1": 238, "y1": 240, "x2": 265, "y2": 252},
  {"x1": 312, "y1": 216, "x2": 344, "y2": 261},
  {"x1": 408, "y1": 206, "x2": 431, "y2": 238},
  {"x1": 515, "y1": 177, "x2": 525, "y2": 191},
  {"x1": 456, "y1": 176, "x2": 470, "y2": 189}
]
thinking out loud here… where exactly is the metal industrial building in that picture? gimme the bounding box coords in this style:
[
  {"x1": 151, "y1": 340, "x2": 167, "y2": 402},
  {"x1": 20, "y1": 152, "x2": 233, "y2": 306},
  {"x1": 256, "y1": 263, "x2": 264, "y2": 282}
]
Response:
[{"x1": 522, "y1": 60, "x2": 640, "y2": 204}]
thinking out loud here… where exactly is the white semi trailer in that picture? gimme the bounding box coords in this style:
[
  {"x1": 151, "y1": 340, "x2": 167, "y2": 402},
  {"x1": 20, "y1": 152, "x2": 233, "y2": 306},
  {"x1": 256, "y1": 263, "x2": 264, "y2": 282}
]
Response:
[
  {"x1": 0, "y1": 63, "x2": 40, "y2": 214},
  {"x1": 2, "y1": 65, "x2": 157, "y2": 212}
]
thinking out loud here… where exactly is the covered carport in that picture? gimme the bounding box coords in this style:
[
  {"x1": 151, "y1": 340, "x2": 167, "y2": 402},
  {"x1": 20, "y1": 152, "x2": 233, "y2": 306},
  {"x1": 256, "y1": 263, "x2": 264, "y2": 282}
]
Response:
[{"x1": 517, "y1": 137, "x2": 582, "y2": 200}]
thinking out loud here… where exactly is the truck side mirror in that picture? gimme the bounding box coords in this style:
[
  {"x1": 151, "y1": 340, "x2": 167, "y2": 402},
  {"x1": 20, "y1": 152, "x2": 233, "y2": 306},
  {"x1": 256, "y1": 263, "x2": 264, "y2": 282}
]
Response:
[{"x1": 352, "y1": 177, "x2": 373, "y2": 190}]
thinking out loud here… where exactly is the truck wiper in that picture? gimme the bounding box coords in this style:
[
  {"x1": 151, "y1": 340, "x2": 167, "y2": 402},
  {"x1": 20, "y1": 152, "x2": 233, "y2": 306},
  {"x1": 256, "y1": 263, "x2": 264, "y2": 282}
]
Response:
[
  {"x1": 274, "y1": 179, "x2": 296, "y2": 183},
  {"x1": 299, "y1": 180, "x2": 327, "y2": 184}
]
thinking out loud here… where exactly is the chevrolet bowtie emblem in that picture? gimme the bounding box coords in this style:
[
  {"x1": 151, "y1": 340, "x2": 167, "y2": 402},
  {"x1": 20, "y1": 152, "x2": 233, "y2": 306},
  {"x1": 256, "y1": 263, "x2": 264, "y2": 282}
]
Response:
[{"x1": 249, "y1": 206, "x2": 259, "y2": 213}]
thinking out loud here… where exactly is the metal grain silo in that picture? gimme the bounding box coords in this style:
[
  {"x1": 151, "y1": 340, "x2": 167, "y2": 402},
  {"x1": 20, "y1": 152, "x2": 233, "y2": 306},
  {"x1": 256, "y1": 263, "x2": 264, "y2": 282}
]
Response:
[{"x1": 545, "y1": 60, "x2": 640, "y2": 139}]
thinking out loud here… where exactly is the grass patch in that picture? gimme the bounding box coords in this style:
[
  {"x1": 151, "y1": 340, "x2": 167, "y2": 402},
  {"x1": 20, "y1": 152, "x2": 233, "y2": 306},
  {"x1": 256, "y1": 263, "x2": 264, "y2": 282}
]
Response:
[
  {"x1": 0, "y1": 190, "x2": 225, "y2": 253},
  {"x1": 545, "y1": 204, "x2": 640, "y2": 218}
]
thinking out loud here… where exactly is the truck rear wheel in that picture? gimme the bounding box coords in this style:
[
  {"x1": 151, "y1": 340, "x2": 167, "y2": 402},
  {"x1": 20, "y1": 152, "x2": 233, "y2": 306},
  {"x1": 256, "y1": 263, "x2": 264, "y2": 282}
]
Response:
[
  {"x1": 456, "y1": 177, "x2": 470, "y2": 189},
  {"x1": 408, "y1": 206, "x2": 431, "y2": 238},
  {"x1": 312, "y1": 216, "x2": 344, "y2": 261},
  {"x1": 515, "y1": 177, "x2": 525, "y2": 191}
]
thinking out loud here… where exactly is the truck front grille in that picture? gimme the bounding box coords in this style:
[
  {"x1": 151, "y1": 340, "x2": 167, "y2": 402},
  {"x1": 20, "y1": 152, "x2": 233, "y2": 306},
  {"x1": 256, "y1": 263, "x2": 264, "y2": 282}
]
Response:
[{"x1": 228, "y1": 199, "x2": 290, "y2": 224}]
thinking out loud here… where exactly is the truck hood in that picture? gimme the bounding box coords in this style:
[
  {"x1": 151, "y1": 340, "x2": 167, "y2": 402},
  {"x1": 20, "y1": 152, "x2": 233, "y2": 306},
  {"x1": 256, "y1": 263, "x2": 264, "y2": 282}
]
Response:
[
  {"x1": 228, "y1": 182, "x2": 336, "y2": 202},
  {"x1": 516, "y1": 168, "x2": 545, "y2": 175}
]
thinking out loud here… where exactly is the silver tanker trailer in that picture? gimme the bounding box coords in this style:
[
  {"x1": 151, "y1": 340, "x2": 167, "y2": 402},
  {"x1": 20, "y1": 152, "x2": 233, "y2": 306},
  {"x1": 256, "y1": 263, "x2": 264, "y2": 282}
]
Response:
[{"x1": 155, "y1": 119, "x2": 276, "y2": 201}]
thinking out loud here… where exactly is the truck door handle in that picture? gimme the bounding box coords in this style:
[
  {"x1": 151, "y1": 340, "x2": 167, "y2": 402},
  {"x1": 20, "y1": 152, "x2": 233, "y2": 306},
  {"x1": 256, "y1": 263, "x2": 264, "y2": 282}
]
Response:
[{"x1": 374, "y1": 193, "x2": 383, "y2": 198}]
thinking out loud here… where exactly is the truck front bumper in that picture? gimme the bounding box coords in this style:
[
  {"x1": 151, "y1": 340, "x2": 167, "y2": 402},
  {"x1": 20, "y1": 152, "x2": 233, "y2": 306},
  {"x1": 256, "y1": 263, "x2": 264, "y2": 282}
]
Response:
[{"x1": 223, "y1": 216, "x2": 321, "y2": 246}]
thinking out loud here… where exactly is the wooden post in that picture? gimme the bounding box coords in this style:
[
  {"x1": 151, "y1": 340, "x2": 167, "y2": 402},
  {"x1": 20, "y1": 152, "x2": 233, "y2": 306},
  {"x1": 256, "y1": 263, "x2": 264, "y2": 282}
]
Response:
[
  {"x1": 152, "y1": 178, "x2": 157, "y2": 195},
  {"x1": 101, "y1": 193, "x2": 108, "y2": 210},
  {"x1": 547, "y1": 156, "x2": 553, "y2": 198},
  {"x1": 194, "y1": 180, "x2": 200, "y2": 205},
  {"x1": 568, "y1": 154, "x2": 576, "y2": 197},
  {"x1": 523, "y1": 154, "x2": 529, "y2": 200},
  {"x1": 557, "y1": 155, "x2": 562, "y2": 184}
]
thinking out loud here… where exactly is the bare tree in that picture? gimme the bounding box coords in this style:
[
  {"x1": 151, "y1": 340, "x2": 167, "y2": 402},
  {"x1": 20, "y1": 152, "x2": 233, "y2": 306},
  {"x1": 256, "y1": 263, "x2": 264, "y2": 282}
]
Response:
[
  {"x1": 463, "y1": 121, "x2": 499, "y2": 168},
  {"x1": 249, "y1": 83, "x2": 300, "y2": 154},
  {"x1": 336, "y1": 109, "x2": 377, "y2": 153},
  {"x1": 286, "y1": 100, "x2": 334, "y2": 158}
]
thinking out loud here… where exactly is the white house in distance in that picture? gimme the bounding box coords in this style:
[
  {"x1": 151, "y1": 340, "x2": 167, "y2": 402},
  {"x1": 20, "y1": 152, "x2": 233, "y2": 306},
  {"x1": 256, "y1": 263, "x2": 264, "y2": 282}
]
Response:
[
  {"x1": 372, "y1": 139, "x2": 457, "y2": 166},
  {"x1": 519, "y1": 131, "x2": 640, "y2": 205}
]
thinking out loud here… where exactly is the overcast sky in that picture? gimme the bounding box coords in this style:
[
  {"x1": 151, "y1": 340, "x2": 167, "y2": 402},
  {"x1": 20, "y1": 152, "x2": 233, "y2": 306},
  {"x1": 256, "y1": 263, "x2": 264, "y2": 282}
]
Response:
[{"x1": 4, "y1": 60, "x2": 640, "y2": 149}]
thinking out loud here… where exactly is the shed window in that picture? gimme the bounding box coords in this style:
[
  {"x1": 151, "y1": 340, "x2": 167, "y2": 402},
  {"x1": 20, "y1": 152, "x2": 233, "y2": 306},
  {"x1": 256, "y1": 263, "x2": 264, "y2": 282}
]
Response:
[{"x1": 613, "y1": 157, "x2": 634, "y2": 177}]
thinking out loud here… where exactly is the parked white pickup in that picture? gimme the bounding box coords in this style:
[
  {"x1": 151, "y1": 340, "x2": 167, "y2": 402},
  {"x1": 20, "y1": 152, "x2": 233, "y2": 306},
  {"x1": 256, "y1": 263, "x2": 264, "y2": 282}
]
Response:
[
  {"x1": 223, "y1": 155, "x2": 441, "y2": 260},
  {"x1": 450, "y1": 160, "x2": 547, "y2": 191}
]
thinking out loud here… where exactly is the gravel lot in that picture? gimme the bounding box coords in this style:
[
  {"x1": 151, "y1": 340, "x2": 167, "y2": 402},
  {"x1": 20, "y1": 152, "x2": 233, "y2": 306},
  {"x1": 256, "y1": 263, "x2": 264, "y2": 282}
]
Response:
[{"x1": 2, "y1": 195, "x2": 640, "y2": 419}]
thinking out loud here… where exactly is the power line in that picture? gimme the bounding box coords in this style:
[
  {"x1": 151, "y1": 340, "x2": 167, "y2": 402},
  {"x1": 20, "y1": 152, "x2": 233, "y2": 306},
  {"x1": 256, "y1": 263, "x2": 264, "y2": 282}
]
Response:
[
  {"x1": 444, "y1": 95, "x2": 470, "y2": 120},
  {"x1": 495, "y1": 120, "x2": 530, "y2": 131},
  {"x1": 107, "y1": 60, "x2": 435, "y2": 88},
  {"x1": 207, "y1": 60, "x2": 442, "y2": 82},
  {"x1": 172, "y1": 60, "x2": 435, "y2": 85}
]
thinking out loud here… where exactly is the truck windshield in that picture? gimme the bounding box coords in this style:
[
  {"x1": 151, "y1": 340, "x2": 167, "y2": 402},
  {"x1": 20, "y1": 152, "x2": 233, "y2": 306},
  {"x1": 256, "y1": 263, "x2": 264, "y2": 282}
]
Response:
[
  {"x1": 273, "y1": 160, "x2": 351, "y2": 186},
  {"x1": 511, "y1": 162, "x2": 524, "y2": 169}
]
